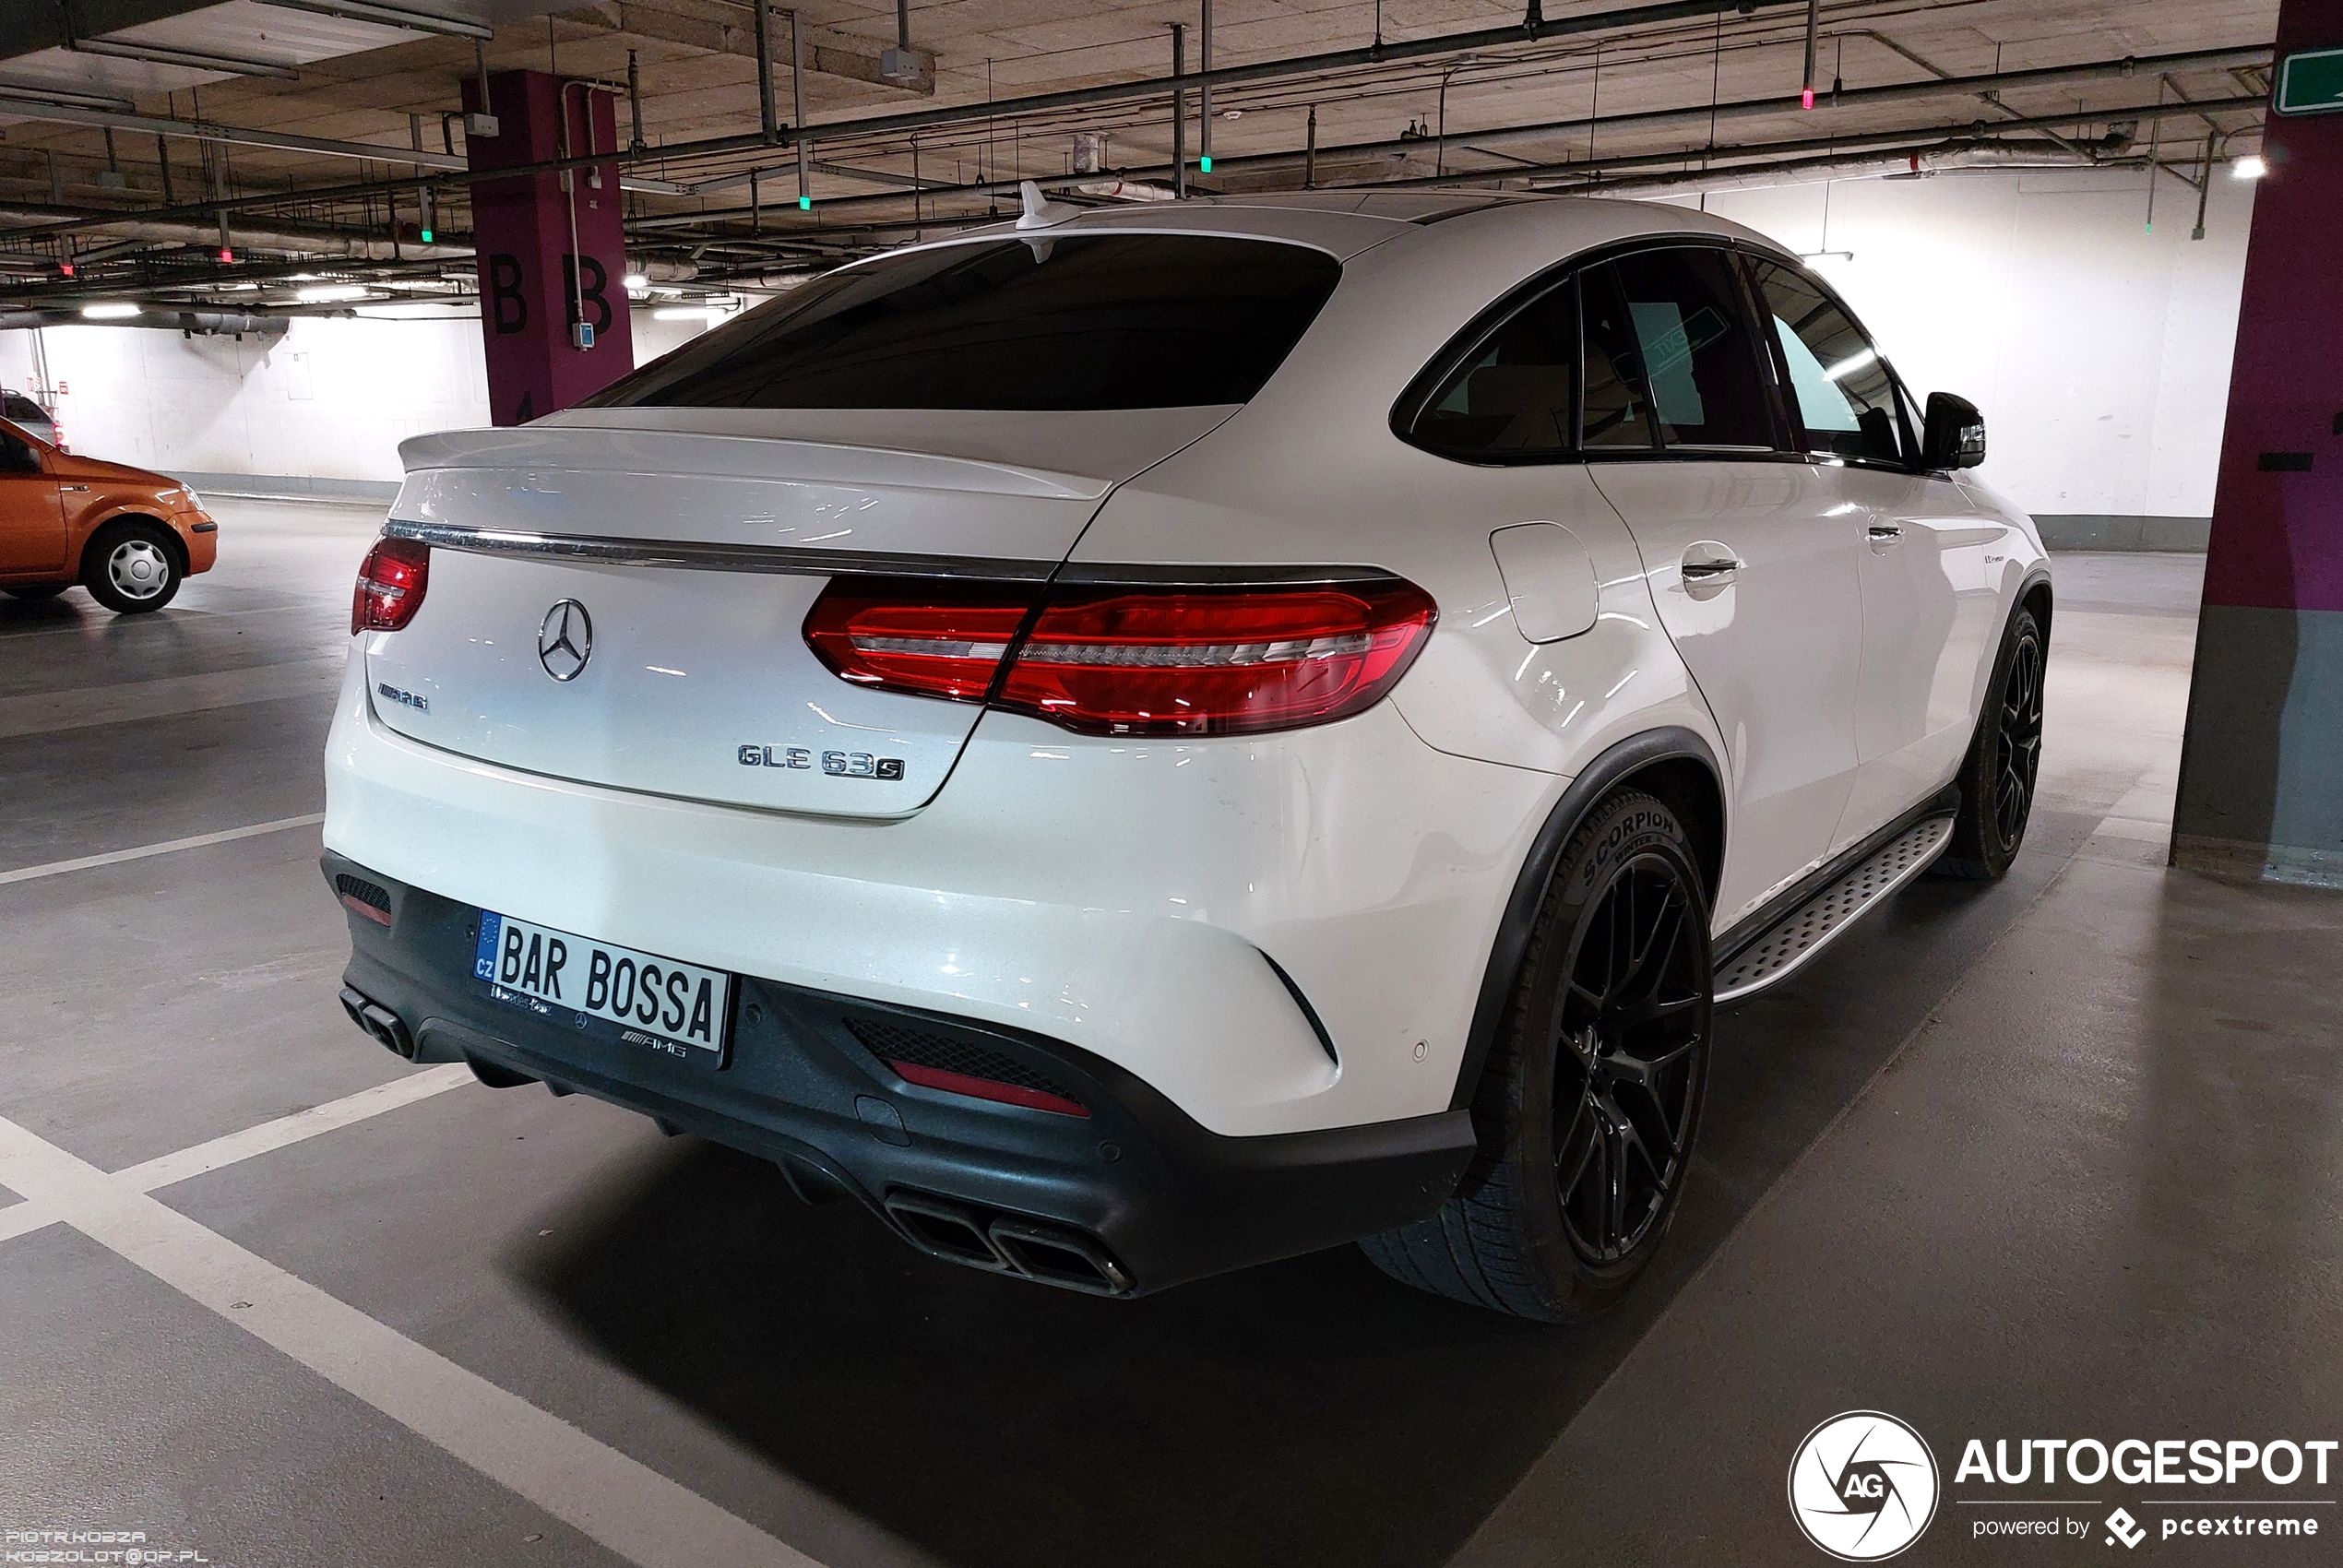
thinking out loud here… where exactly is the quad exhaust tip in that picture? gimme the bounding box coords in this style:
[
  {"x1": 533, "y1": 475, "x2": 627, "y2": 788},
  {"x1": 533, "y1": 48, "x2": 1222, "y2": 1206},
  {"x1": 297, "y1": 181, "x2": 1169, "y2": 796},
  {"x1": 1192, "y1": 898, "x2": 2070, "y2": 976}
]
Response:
[
  {"x1": 338, "y1": 984, "x2": 417, "y2": 1060},
  {"x1": 884, "y1": 1191, "x2": 1134, "y2": 1297}
]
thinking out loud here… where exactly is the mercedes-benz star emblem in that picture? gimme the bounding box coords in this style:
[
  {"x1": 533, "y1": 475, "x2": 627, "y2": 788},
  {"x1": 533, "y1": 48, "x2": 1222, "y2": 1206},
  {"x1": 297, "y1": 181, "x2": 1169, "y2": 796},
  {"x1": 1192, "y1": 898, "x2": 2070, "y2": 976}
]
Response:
[{"x1": 538, "y1": 600, "x2": 593, "y2": 682}]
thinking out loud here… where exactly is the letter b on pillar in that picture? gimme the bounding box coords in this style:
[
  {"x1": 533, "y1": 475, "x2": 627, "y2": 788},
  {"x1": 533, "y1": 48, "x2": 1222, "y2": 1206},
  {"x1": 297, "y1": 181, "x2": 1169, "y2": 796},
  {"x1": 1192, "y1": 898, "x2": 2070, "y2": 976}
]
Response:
[{"x1": 461, "y1": 70, "x2": 635, "y2": 427}]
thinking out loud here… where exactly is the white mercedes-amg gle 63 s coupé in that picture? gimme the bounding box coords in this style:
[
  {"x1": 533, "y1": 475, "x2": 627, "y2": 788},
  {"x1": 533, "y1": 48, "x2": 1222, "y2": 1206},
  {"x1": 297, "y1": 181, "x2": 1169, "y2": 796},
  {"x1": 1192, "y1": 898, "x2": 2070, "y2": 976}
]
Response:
[{"x1": 326, "y1": 191, "x2": 2048, "y2": 1321}]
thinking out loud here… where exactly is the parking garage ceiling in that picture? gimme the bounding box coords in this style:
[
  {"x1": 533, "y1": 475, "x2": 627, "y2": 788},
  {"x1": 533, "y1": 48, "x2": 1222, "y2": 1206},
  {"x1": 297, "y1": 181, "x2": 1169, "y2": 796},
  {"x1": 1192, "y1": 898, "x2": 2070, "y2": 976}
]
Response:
[{"x1": 0, "y1": 0, "x2": 2284, "y2": 309}]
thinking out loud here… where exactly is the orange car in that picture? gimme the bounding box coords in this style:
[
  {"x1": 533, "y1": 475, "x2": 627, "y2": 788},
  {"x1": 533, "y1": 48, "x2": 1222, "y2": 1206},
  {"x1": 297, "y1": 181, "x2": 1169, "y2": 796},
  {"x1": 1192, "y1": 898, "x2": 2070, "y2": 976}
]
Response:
[{"x1": 0, "y1": 417, "x2": 217, "y2": 612}]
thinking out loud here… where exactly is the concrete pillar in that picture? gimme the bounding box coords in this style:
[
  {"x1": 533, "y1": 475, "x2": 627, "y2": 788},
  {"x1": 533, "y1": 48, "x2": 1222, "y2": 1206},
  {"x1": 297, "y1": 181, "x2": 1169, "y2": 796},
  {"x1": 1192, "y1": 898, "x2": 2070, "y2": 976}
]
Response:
[
  {"x1": 460, "y1": 70, "x2": 635, "y2": 426},
  {"x1": 2171, "y1": 0, "x2": 2343, "y2": 886}
]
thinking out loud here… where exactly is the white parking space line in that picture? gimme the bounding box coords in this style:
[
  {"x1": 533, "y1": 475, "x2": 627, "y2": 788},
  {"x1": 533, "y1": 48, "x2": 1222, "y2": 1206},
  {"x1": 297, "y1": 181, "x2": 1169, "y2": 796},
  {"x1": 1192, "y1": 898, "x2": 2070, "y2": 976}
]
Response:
[
  {"x1": 0, "y1": 656, "x2": 344, "y2": 740},
  {"x1": 117, "y1": 1064, "x2": 473, "y2": 1193},
  {"x1": 0, "y1": 1111, "x2": 827, "y2": 1568},
  {"x1": 0, "y1": 814, "x2": 325, "y2": 886},
  {"x1": 0, "y1": 1200, "x2": 55, "y2": 1244}
]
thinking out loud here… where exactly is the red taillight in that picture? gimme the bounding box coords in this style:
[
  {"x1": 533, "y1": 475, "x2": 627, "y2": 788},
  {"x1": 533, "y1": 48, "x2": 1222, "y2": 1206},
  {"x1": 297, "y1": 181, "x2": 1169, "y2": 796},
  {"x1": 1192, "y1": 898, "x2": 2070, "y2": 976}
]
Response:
[
  {"x1": 352, "y1": 536, "x2": 430, "y2": 634},
  {"x1": 803, "y1": 575, "x2": 1435, "y2": 737},
  {"x1": 1002, "y1": 583, "x2": 1435, "y2": 736},
  {"x1": 803, "y1": 578, "x2": 1031, "y2": 702}
]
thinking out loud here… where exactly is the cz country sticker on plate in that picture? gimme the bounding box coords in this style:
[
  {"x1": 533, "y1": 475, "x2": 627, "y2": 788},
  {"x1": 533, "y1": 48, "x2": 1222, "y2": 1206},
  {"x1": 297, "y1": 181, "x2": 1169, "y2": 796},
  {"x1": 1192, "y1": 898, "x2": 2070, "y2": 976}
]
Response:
[{"x1": 472, "y1": 910, "x2": 731, "y2": 1063}]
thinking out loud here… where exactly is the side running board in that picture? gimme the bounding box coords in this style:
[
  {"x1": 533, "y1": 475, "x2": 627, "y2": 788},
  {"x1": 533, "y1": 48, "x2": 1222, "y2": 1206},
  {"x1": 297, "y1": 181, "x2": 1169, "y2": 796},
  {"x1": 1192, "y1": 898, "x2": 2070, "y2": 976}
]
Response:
[{"x1": 1715, "y1": 814, "x2": 1957, "y2": 1004}]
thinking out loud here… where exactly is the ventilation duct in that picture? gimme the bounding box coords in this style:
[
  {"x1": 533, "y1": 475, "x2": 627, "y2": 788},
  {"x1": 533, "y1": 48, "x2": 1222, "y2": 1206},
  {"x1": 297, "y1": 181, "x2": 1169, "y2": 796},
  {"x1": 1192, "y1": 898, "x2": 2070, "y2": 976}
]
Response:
[{"x1": 0, "y1": 309, "x2": 293, "y2": 336}]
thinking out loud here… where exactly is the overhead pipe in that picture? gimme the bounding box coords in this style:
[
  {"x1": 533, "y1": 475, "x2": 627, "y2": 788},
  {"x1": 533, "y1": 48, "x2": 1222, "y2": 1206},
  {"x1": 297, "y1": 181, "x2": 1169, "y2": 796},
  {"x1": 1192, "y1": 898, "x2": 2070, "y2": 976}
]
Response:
[
  {"x1": 1800, "y1": 0, "x2": 1821, "y2": 110},
  {"x1": 1585, "y1": 134, "x2": 2136, "y2": 198},
  {"x1": 1333, "y1": 95, "x2": 2257, "y2": 194},
  {"x1": 68, "y1": 38, "x2": 302, "y2": 81},
  {"x1": 1, "y1": 0, "x2": 1831, "y2": 243},
  {"x1": 791, "y1": 10, "x2": 812, "y2": 209},
  {"x1": 622, "y1": 92, "x2": 2262, "y2": 242},
  {"x1": 755, "y1": 0, "x2": 778, "y2": 144},
  {"x1": 269, "y1": 1, "x2": 492, "y2": 41},
  {"x1": 549, "y1": 42, "x2": 2285, "y2": 229},
  {"x1": 2, "y1": 22, "x2": 2271, "y2": 250},
  {"x1": 1199, "y1": 0, "x2": 1214, "y2": 173},
  {"x1": 1171, "y1": 24, "x2": 1188, "y2": 200},
  {"x1": 0, "y1": 89, "x2": 468, "y2": 173},
  {"x1": 0, "y1": 309, "x2": 293, "y2": 335},
  {"x1": 0, "y1": 206, "x2": 472, "y2": 262},
  {"x1": 1139, "y1": 44, "x2": 2272, "y2": 187},
  {"x1": 624, "y1": 88, "x2": 2265, "y2": 235}
]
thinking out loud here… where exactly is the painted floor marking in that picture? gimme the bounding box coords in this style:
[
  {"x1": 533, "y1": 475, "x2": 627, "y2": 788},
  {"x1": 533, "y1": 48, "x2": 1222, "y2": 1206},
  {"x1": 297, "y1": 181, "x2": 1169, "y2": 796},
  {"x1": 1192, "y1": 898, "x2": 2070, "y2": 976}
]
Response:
[
  {"x1": 0, "y1": 814, "x2": 325, "y2": 887},
  {"x1": 0, "y1": 1108, "x2": 826, "y2": 1568}
]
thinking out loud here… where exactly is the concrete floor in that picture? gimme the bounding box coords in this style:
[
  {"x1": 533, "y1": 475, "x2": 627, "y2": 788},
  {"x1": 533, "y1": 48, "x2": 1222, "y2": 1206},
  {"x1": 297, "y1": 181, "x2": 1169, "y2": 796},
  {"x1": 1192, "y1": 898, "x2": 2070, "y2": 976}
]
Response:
[{"x1": 2, "y1": 505, "x2": 2337, "y2": 1568}]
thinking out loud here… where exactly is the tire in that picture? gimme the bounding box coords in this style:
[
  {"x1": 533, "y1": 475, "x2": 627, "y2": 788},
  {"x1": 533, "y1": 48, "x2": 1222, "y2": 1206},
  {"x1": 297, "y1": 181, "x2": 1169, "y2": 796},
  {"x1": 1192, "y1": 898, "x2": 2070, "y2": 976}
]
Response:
[
  {"x1": 1362, "y1": 788, "x2": 1715, "y2": 1322},
  {"x1": 1932, "y1": 605, "x2": 2045, "y2": 881},
  {"x1": 3, "y1": 584, "x2": 69, "y2": 601},
  {"x1": 79, "y1": 520, "x2": 183, "y2": 613}
]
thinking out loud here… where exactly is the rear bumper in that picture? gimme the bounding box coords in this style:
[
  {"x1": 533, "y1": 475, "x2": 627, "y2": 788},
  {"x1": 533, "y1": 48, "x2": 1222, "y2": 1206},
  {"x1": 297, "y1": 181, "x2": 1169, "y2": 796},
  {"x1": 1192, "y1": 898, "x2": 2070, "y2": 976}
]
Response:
[
  {"x1": 323, "y1": 647, "x2": 1553, "y2": 1136},
  {"x1": 327, "y1": 853, "x2": 1476, "y2": 1296}
]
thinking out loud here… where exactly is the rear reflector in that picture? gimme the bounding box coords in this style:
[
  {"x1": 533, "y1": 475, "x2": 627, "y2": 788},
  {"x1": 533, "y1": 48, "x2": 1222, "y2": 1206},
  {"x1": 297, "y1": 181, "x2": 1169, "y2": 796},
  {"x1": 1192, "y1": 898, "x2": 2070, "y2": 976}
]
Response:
[
  {"x1": 333, "y1": 872, "x2": 394, "y2": 926},
  {"x1": 352, "y1": 535, "x2": 430, "y2": 635},
  {"x1": 805, "y1": 576, "x2": 1435, "y2": 737},
  {"x1": 887, "y1": 1059, "x2": 1090, "y2": 1118}
]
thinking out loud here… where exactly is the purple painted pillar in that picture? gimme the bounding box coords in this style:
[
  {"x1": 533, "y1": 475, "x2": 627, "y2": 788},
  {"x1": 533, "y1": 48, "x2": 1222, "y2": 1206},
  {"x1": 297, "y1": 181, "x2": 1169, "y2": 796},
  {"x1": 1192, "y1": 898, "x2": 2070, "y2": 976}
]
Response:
[
  {"x1": 2171, "y1": 0, "x2": 2343, "y2": 885},
  {"x1": 461, "y1": 69, "x2": 635, "y2": 426}
]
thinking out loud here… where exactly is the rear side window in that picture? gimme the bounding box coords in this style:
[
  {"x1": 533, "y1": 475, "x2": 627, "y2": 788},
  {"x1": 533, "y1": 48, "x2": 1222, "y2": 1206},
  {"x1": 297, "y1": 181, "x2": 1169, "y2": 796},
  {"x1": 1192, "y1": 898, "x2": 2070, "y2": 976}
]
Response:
[
  {"x1": 1591, "y1": 249, "x2": 1776, "y2": 449},
  {"x1": 2, "y1": 394, "x2": 45, "y2": 422},
  {"x1": 586, "y1": 234, "x2": 1342, "y2": 411},
  {"x1": 1749, "y1": 260, "x2": 1911, "y2": 465},
  {"x1": 1409, "y1": 282, "x2": 1577, "y2": 457}
]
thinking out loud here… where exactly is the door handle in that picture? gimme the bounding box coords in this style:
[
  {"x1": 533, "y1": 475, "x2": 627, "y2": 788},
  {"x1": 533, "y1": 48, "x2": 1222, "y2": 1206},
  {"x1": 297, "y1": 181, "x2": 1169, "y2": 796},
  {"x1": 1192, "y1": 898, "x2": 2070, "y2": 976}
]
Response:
[
  {"x1": 1867, "y1": 523, "x2": 1903, "y2": 541},
  {"x1": 1679, "y1": 547, "x2": 1743, "y2": 584}
]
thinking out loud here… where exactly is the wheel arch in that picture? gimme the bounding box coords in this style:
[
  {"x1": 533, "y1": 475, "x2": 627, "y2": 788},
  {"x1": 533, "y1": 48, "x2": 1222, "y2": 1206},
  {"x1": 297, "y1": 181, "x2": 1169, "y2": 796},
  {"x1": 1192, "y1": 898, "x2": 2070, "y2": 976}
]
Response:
[
  {"x1": 77, "y1": 510, "x2": 185, "y2": 575},
  {"x1": 2018, "y1": 567, "x2": 2052, "y2": 641},
  {"x1": 1447, "y1": 726, "x2": 1725, "y2": 1114}
]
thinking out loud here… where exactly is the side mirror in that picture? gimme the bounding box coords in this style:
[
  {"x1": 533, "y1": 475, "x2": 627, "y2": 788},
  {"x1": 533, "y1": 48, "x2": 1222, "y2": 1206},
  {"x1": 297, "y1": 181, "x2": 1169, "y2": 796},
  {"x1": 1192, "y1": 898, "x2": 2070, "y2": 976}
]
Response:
[{"x1": 1922, "y1": 392, "x2": 1987, "y2": 470}]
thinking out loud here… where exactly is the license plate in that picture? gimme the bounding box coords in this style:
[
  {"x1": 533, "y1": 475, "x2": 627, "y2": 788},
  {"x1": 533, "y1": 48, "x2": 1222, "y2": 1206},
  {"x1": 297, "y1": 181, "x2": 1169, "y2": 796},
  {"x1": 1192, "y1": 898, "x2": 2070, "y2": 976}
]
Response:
[{"x1": 471, "y1": 910, "x2": 731, "y2": 1061}]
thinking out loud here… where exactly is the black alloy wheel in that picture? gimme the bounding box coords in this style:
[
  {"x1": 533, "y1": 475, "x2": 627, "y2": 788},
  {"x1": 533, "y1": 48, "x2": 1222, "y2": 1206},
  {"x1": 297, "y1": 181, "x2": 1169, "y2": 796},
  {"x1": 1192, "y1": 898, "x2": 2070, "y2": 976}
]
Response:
[
  {"x1": 1993, "y1": 630, "x2": 2045, "y2": 854},
  {"x1": 1935, "y1": 604, "x2": 2047, "y2": 881},
  {"x1": 1552, "y1": 854, "x2": 1709, "y2": 1265},
  {"x1": 1361, "y1": 788, "x2": 1714, "y2": 1322}
]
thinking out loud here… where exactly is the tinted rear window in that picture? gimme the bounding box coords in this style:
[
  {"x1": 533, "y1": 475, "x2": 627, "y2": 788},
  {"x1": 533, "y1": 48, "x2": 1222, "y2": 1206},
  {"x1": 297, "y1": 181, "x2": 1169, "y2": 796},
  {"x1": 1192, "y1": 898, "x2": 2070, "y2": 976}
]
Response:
[
  {"x1": 2, "y1": 394, "x2": 46, "y2": 422},
  {"x1": 587, "y1": 234, "x2": 1342, "y2": 412}
]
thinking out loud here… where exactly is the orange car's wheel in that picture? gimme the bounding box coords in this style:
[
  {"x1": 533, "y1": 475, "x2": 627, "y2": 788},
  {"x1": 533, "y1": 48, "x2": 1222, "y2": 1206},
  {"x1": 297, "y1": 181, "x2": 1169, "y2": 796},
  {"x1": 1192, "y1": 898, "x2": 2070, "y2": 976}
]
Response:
[{"x1": 80, "y1": 520, "x2": 183, "y2": 613}]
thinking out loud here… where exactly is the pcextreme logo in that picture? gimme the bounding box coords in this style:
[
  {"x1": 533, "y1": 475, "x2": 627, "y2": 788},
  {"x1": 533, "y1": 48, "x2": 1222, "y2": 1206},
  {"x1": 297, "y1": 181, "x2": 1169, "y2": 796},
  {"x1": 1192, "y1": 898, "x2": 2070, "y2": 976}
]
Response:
[{"x1": 1789, "y1": 1411, "x2": 1943, "y2": 1561}]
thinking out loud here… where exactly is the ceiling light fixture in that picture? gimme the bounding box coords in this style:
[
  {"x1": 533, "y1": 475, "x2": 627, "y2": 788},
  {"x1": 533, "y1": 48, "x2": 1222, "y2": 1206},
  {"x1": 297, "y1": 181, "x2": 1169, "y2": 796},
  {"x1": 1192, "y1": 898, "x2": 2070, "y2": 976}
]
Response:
[
  {"x1": 81, "y1": 302, "x2": 141, "y2": 319},
  {"x1": 622, "y1": 271, "x2": 649, "y2": 291},
  {"x1": 296, "y1": 283, "x2": 372, "y2": 303},
  {"x1": 2230, "y1": 153, "x2": 2267, "y2": 180}
]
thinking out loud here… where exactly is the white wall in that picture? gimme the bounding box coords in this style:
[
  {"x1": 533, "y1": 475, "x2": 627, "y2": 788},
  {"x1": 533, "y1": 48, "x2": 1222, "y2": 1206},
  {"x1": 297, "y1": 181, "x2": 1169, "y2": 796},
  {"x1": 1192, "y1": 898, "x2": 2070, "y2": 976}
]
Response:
[
  {"x1": 0, "y1": 303, "x2": 712, "y2": 485},
  {"x1": 2, "y1": 172, "x2": 2254, "y2": 515},
  {"x1": 1665, "y1": 165, "x2": 2255, "y2": 518},
  {"x1": 0, "y1": 309, "x2": 490, "y2": 482}
]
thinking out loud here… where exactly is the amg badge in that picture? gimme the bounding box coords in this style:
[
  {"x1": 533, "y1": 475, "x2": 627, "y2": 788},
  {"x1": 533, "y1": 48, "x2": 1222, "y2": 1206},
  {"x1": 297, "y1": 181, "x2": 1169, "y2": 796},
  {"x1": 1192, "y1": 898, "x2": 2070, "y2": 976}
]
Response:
[
  {"x1": 738, "y1": 745, "x2": 905, "y2": 780},
  {"x1": 375, "y1": 682, "x2": 429, "y2": 713}
]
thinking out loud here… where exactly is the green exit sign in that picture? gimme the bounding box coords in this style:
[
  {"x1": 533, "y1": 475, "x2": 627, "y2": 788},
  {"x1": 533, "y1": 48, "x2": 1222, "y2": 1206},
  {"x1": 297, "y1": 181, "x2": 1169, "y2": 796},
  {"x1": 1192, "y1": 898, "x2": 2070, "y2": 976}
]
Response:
[{"x1": 2275, "y1": 46, "x2": 2343, "y2": 115}]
